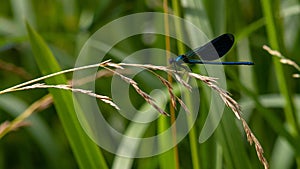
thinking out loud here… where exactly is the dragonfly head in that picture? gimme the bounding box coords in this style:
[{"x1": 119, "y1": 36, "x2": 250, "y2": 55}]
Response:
[{"x1": 169, "y1": 55, "x2": 185, "y2": 65}]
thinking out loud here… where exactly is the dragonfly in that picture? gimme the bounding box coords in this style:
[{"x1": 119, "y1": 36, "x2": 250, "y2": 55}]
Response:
[{"x1": 170, "y1": 33, "x2": 254, "y2": 65}]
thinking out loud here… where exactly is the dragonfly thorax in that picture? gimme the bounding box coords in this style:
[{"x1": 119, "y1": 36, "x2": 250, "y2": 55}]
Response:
[{"x1": 169, "y1": 55, "x2": 189, "y2": 65}]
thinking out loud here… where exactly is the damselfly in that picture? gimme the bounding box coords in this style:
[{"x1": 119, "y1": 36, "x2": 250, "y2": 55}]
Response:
[{"x1": 170, "y1": 34, "x2": 254, "y2": 65}]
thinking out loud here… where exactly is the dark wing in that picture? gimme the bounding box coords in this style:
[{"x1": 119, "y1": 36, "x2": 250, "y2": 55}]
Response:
[{"x1": 185, "y1": 33, "x2": 234, "y2": 61}]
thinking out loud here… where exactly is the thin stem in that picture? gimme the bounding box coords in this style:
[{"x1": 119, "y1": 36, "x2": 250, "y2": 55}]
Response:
[
  {"x1": 163, "y1": 0, "x2": 180, "y2": 168},
  {"x1": 171, "y1": 0, "x2": 201, "y2": 169},
  {"x1": 0, "y1": 60, "x2": 110, "y2": 95},
  {"x1": 0, "y1": 95, "x2": 52, "y2": 139}
]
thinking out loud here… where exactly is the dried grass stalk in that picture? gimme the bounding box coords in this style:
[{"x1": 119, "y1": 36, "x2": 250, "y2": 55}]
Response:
[
  {"x1": 13, "y1": 83, "x2": 120, "y2": 110},
  {"x1": 0, "y1": 60, "x2": 269, "y2": 168},
  {"x1": 263, "y1": 45, "x2": 300, "y2": 78},
  {"x1": 242, "y1": 119, "x2": 269, "y2": 169},
  {"x1": 0, "y1": 95, "x2": 52, "y2": 139},
  {"x1": 100, "y1": 65, "x2": 169, "y2": 116},
  {"x1": 0, "y1": 59, "x2": 32, "y2": 80},
  {"x1": 116, "y1": 61, "x2": 268, "y2": 168}
]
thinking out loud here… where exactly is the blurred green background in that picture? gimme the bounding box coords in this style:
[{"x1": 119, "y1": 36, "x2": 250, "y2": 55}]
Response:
[{"x1": 0, "y1": 0, "x2": 300, "y2": 169}]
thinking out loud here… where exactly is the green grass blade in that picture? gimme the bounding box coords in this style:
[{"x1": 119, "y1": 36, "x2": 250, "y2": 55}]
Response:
[
  {"x1": 26, "y1": 22, "x2": 108, "y2": 169},
  {"x1": 216, "y1": 112, "x2": 252, "y2": 169},
  {"x1": 261, "y1": 1, "x2": 300, "y2": 166},
  {"x1": 0, "y1": 95, "x2": 64, "y2": 169},
  {"x1": 158, "y1": 116, "x2": 177, "y2": 169},
  {"x1": 172, "y1": 0, "x2": 201, "y2": 168},
  {"x1": 260, "y1": 0, "x2": 299, "y2": 136},
  {"x1": 112, "y1": 88, "x2": 170, "y2": 169}
]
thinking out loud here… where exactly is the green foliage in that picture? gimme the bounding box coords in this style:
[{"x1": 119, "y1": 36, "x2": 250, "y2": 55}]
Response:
[
  {"x1": 0, "y1": 0, "x2": 299, "y2": 169},
  {"x1": 26, "y1": 22, "x2": 108, "y2": 169}
]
